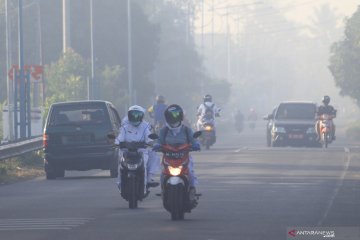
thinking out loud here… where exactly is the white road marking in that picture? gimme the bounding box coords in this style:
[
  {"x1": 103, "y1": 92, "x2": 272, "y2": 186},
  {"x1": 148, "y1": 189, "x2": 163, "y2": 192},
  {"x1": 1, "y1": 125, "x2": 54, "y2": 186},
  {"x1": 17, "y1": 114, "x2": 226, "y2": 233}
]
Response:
[
  {"x1": 0, "y1": 218, "x2": 93, "y2": 231},
  {"x1": 317, "y1": 152, "x2": 351, "y2": 226}
]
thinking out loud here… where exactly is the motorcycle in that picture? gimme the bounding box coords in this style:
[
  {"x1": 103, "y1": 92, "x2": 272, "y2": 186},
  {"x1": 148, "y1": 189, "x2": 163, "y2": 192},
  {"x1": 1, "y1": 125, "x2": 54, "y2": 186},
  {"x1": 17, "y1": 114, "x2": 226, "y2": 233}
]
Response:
[
  {"x1": 319, "y1": 114, "x2": 335, "y2": 148},
  {"x1": 200, "y1": 121, "x2": 216, "y2": 149},
  {"x1": 149, "y1": 131, "x2": 202, "y2": 221},
  {"x1": 235, "y1": 118, "x2": 244, "y2": 133},
  {"x1": 198, "y1": 112, "x2": 216, "y2": 150},
  {"x1": 108, "y1": 134, "x2": 153, "y2": 209}
]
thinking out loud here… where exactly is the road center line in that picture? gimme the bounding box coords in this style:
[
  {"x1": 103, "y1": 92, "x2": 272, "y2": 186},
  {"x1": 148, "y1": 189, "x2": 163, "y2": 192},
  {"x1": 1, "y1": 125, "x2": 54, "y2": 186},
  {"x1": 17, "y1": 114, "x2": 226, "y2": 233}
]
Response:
[{"x1": 317, "y1": 150, "x2": 351, "y2": 226}]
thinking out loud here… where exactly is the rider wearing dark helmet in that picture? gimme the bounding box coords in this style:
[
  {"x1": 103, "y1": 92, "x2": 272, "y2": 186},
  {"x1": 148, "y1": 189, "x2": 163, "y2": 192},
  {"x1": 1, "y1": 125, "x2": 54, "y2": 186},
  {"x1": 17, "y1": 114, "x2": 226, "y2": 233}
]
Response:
[
  {"x1": 315, "y1": 95, "x2": 337, "y2": 140},
  {"x1": 153, "y1": 104, "x2": 200, "y2": 196}
]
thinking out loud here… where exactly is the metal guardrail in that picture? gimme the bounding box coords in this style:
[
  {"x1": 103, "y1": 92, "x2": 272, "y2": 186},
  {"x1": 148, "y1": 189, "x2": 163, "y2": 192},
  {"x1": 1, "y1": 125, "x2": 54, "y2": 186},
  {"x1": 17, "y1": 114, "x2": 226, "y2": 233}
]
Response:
[{"x1": 0, "y1": 137, "x2": 43, "y2": 161}]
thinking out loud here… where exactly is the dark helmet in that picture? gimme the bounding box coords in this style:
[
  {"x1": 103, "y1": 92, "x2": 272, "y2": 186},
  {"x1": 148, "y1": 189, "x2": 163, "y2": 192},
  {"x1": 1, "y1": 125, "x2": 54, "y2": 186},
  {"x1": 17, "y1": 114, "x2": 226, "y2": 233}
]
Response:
[
  {"x1": 322, "y1": 95, "x2": 330, "y2": 105},
  {"x1": 156, "y1": 95, "x2": 165, "y2": 103},
  {"x1": 164, "y1": 104, "x2": 183, "y2": 128},
  {"x1": 204, "y1": 94, "x2": 212, "y2": 103},
  {"x1": 128, "y1": 105, "x2": 145, "y2": 126}
]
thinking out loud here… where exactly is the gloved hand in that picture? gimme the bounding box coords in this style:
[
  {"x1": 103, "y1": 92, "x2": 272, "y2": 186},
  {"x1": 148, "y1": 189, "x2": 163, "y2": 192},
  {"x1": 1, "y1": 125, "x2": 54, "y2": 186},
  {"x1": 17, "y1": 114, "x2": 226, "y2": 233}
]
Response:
[
  {"x1": 191, "y1": 142, "x2": 201, "y2": 151},
  {"x1": 152, "y1": 143, "x2": 161, "y2": 152}
]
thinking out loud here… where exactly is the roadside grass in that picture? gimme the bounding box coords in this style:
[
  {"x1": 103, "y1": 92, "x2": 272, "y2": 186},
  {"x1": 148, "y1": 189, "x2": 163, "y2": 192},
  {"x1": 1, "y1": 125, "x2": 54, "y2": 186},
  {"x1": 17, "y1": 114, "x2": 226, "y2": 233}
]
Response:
[
  {"x1": 0, "y1": 151, "x2": 44, "y2": 185},
  {"x1": 345, "y1": 121, "x2": 360, "y2": 141}
]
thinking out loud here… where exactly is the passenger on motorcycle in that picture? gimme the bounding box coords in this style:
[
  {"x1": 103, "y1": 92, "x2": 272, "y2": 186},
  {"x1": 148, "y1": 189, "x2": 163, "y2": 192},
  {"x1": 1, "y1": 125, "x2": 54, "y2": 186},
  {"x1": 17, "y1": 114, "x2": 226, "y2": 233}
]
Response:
[
  {"x1": 147, "y1": 95, "x2": 168, "y2": 131},
  {"x1": 315, "y1": 95, "x2": 337, "y2": 140},
  {"x1": 115, "y1": 105, "x2": 160, "y2": 192},
  {"x1": 196, "y1": 94, "x2": 221, "y2": 131},
  {"x1": 153, "y1": 104, "x2": 200, "y2": 195}
]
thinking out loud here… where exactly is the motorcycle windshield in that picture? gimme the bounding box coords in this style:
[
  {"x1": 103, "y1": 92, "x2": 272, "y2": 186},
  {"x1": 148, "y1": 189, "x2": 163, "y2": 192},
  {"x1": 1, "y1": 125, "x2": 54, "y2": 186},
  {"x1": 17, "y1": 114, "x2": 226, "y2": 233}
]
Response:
[{"x1": 123, "y1": 151, "x2": 143, "y2": 164}]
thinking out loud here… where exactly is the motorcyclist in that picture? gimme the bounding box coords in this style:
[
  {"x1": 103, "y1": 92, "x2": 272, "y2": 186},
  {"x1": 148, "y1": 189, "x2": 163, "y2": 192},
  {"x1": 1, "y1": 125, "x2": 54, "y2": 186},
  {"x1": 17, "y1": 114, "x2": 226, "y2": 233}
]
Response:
[
  {"x1": 196, "y1": 94, "x2": 221, "y2": 131},
  {"x1": 147, "y1": 95, "x2": 168, "y2": 130},
  {"x1": 115, "y1": 105, "x2": 160, "y2": 192},
  {"x1": 315, "y1": 95, "x2": 337, "y2": 140},
  {"x1": 153, "y1": 104, "x2": 200, "y2": 196},
  {"x1": 234, "y1": 109, "x2": 244, "y2": 132},
  {"x1": 247, "y1": 108, "x2": 258, "y2": 130}
]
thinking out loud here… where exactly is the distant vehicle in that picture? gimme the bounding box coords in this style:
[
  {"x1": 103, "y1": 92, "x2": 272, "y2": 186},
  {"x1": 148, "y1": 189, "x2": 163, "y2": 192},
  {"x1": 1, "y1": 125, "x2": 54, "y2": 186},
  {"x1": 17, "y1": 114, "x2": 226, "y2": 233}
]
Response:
[
  {"x1": 264, "y1": 106, "x2": 278, "y2": 147},
  {"x1": 43, "y1": 100, "x2": 121, "y2": 179},
  {"x1": 264, "y1": 101, "x2": 319, "y2": 147}
]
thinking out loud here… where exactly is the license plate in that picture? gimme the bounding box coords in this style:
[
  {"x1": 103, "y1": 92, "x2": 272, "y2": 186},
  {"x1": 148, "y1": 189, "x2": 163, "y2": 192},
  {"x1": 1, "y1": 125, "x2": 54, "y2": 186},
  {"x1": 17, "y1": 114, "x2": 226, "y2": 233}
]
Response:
[
  {"x1": 288, "y1": 134, "x2": 304, "y2": 139},
  {"x1": 62, "y1": 135, "x2": 90, "y2": 144}
]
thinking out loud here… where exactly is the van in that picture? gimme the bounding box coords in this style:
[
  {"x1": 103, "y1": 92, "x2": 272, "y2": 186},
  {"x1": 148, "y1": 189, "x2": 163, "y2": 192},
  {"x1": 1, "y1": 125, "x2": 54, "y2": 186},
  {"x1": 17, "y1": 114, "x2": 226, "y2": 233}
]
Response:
[{"x1": 43, "y1": 100, "x2": 121, "y2": 179}]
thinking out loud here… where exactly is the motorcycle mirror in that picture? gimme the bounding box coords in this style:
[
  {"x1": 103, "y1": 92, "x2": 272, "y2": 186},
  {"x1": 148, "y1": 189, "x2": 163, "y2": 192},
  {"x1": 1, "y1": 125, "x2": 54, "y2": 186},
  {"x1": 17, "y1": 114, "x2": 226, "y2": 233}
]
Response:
[
  {"x1": 148, "y1": 133, "x2": 159, "y2": 140},
  {"x1": 193, "y1": 131, "x2": 202, "y2": 139},
  {"x1": 107, "y1": 133, "x2": 116, "y2": 139}
]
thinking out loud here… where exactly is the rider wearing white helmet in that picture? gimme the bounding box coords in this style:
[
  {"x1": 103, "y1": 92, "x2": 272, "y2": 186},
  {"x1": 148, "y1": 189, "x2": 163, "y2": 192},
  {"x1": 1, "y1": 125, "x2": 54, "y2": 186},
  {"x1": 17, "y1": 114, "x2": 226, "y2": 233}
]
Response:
[{"x1": 115, "y1": 105, "x2": 160, "y2": 192}]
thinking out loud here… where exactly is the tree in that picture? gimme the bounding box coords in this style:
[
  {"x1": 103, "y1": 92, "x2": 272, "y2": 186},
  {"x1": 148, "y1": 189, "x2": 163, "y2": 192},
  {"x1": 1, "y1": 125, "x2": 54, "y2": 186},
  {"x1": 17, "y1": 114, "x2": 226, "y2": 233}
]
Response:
[
  {"x1": 44, "y1": 49, "x2": 89, "y2": 108},
  {"x1": 329, "y1": 6, "x2": 360, "y2": 105}
]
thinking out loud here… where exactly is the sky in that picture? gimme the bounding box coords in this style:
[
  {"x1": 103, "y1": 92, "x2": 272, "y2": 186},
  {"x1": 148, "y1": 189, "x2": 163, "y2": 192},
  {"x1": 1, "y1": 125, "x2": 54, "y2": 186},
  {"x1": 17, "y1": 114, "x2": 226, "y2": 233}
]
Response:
[{"x1": 195, "y1": 0, "x2": 360, "y2": 34}]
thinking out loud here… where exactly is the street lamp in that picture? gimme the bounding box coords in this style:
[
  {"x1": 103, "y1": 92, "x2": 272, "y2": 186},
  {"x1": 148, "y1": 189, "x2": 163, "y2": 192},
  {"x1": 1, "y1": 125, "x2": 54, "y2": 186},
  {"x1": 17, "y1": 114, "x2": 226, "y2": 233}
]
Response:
[{"x1": 127, "y1": 0, "x2": 133, "y2": 106}]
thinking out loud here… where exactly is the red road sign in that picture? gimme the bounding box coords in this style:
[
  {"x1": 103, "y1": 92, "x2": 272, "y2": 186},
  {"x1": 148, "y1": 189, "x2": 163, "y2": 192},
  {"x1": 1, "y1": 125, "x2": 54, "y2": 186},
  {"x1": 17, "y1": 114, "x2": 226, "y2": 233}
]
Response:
[{"x1": 8, "y1": 65, "x2": 43, "y2": 82}]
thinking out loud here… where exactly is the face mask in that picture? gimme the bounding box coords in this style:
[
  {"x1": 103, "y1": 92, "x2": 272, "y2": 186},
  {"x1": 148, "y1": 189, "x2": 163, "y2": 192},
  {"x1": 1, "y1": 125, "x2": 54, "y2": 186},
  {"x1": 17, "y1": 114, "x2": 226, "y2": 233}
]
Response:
[{"x1": 169, "y1": 121, "x2": 181, "y2": 128}]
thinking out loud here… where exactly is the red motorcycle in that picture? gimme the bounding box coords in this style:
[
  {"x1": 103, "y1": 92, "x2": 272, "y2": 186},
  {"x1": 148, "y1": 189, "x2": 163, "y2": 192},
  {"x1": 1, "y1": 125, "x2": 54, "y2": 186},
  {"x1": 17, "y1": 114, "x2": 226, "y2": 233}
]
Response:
[
  {"x1": 150, "y1": 131, "x2": 201, "y2": 220},
  {"x1": 319, "y1": 114, "x2": 335, "y2": 148}
]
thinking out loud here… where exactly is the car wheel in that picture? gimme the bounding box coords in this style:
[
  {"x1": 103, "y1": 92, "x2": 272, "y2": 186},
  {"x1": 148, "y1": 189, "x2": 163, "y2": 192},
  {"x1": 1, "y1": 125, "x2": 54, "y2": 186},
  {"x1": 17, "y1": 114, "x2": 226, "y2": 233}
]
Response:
[
  {"x1": 110, "y1": 168, "x2": 118, "y2": 178},
  {"x1": 266, "y1": 131, "x2": 271, "y2": 147},
  {"x1": 45, "y1": 162, "x2": 57, "y2": 180},
  {"x1": 270, "y1": 139, "x2": 278, "y2": 147}
]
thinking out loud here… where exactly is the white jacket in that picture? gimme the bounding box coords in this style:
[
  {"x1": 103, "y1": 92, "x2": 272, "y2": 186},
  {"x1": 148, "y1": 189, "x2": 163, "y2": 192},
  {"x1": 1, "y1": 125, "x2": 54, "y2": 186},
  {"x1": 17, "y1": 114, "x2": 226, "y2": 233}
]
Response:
[
  {"x1": 115, "y1": 117, "x2": 153, "y2": 145},
  {"x1": 197, "y1": 102, "x2": 221, "y2": 120}
]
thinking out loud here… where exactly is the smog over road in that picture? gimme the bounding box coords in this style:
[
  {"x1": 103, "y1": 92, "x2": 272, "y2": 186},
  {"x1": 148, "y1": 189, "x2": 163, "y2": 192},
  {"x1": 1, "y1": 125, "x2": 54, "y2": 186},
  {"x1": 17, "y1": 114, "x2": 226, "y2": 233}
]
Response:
[{"x1": 0, "y1": 1, "x2": 360, "y2": 240}]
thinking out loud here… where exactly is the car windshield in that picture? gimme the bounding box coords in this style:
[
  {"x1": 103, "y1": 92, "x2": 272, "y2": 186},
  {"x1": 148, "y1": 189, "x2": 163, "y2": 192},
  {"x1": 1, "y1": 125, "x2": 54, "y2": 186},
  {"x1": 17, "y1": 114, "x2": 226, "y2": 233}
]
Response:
[
  {"x1": 275, "y1": 103, "x2": 315, "y2": 120},
  {"x1": 49, "y1": 104, "x2": 108, "y2": 126}
]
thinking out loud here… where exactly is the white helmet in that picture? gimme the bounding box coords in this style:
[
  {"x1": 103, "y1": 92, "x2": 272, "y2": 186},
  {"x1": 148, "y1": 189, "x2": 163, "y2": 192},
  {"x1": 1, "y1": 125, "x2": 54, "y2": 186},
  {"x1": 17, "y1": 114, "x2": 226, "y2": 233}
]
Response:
[{"x1": 128, "y1": 105, "x2": 145, "y2": 126}]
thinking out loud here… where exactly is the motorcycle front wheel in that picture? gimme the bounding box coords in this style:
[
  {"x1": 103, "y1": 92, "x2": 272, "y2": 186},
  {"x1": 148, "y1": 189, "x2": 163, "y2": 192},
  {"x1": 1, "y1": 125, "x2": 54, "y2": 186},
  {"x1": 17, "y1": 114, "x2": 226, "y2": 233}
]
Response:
[
  {"x1": 128, "y1": 176, "x2": 138, "y2": 209},
  {"x1": 322, "y1": 132, "x2": 328, "y2": 148},
  {"x1": 168, "y1": 185, "x2": 185, "y2": 220}
]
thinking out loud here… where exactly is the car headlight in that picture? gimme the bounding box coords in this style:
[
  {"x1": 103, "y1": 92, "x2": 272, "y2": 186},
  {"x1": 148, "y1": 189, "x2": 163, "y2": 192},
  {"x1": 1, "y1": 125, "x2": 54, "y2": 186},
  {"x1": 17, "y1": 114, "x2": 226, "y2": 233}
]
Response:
[
  {"x1": 168, "y1": 166, "x2": 182, "y2": 176},
  {"x1": 306, "y1": 127, "x2": 316, "y2": 134},
  {"x1": 272, "y1": 126, "x2": 286, "y2": 133}
]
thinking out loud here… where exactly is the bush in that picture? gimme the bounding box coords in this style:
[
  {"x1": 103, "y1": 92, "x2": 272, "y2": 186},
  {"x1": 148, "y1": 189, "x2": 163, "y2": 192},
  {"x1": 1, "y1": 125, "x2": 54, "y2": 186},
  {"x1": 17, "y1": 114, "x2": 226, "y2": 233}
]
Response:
[
  {"x1": 345, "y1": 121, "x2": 360, "y2": 141},
  {"x1": 0, "y1": 151, "x2": 44, "y2": 183}
]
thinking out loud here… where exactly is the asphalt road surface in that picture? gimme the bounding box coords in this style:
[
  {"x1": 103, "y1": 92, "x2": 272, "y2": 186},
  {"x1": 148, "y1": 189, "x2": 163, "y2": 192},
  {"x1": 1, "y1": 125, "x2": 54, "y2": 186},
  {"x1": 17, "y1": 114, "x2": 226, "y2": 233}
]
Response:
[{"x1": 1, "y1": 123, "x2": 360, "y2": 240}]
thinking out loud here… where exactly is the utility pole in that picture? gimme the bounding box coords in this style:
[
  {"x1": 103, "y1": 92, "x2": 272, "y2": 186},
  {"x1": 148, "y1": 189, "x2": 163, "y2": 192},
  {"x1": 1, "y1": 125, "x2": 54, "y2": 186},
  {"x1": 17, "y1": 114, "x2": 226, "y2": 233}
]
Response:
[
  {"x1": 5, "y1": 0, "x2": 14, "y2": 141},
  {"x1": 90, "y1": 0, "x2": 95, "y2": 99},
  {"x1": 127, "y1": 0, "x2": 133, "y2": 106},
  {"x1": 226, "y1": 6, "x2": 231, "y2": 83},
  {"x1": 18, "y1": 0, "x2": 27, "y2": 139},
  {"x1": 63, "y1": 0, "x2": 71, "y2": 52},
  {"x1": 211, "y1": 0, "x2": 214, "y2": 48},
  {"x1": 200, "y1": 0, "x2": 205, "y2": 95}
]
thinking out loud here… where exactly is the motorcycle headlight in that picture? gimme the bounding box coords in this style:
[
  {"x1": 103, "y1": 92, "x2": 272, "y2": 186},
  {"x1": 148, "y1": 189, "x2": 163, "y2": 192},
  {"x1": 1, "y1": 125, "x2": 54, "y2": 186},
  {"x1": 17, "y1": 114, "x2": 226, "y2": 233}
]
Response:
[
  {"x1": 204, "y1": 125, "x2": 212, "y2": 131},
  {"x1": 127, "y1": 164, "x2": 138, "y2": 170},
  {"x1": 306, "y1": 127, "x2": 316, "y2": 134},
  {"x1": 168, "y1": 166, "x2": 182, "y2": 176},
  {"x1": 272, "y1": 126, "x2": 286, "y2": 133}
]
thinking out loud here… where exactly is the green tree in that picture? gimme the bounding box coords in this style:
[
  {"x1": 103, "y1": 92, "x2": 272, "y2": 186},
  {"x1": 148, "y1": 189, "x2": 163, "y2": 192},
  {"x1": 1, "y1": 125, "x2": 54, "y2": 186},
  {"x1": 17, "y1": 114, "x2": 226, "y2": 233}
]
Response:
[
  {"x1": 329, "y1": 6, "x2": 360, "y2": 105},
  {"x1": 100, "y1": 65, "x2": 127, "y2": 116},
  {"x1": 44, "y1": 49, "x2": 89, "y2": 108}
]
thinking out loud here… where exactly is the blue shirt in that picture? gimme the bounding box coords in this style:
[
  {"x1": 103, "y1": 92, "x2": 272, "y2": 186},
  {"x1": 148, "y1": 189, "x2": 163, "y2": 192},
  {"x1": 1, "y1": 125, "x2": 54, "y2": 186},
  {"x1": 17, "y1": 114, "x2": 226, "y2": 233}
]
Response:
[
  {"x1": 153, "y1": 103, "x2": 167, "y2": 125},
  {"x1": 158, "y1": 125, "x2": 197, "y2": 146}
]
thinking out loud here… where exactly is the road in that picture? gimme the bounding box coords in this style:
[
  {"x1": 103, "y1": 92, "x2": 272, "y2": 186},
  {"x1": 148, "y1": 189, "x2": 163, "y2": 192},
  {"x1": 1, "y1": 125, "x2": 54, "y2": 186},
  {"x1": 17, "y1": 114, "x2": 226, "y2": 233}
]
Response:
[{"x1": 1, "y1": 124, "x2": 360, "y2": 240}]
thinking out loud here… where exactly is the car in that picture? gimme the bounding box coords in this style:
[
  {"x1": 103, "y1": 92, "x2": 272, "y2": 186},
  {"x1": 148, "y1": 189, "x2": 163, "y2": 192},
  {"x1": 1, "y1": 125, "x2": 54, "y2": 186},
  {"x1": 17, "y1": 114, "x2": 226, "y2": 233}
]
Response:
[
  {"x1": 264, "y1": 101, "x2": 319, "y2": 147},
  {"x1": 43, "y1": 100, "x2": 121, "y2": 179},
  {"x1": 263, "y1": 105, "x2": 278, "y2": 147}
]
